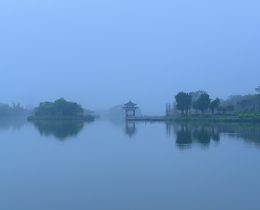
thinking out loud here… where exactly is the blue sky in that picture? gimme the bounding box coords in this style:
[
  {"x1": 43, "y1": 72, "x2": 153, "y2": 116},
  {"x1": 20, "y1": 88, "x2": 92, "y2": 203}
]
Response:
[{"x1": 1, "y1": 1, "x2": 259, "y2": 114}]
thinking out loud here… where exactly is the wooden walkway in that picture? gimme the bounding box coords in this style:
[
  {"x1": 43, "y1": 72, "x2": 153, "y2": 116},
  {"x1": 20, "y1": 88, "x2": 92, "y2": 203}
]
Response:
[{"x1": 126, "y1": 116, "x2": 169, "y2": 121}]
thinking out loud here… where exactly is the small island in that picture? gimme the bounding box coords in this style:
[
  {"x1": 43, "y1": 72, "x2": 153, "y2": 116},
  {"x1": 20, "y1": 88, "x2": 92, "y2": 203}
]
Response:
[{"x1": 27, "y1": 98, "x2": 94, "y2": 121}]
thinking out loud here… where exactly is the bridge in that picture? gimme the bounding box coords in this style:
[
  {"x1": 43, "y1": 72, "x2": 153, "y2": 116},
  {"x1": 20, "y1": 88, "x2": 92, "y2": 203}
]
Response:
[{"x1": 126, "y1": 116, "x2": 169, "y2": 121}]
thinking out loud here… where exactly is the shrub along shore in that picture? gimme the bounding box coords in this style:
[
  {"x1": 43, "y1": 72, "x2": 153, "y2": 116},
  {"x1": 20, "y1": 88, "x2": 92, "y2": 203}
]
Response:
[{"x1": 170, "y1": 114, "x2": 260, "y2": 123}]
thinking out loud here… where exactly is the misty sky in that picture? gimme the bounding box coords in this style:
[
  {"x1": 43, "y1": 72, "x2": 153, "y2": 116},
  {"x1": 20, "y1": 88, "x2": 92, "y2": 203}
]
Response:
[{"x1": 1, "y1": 1, "x2": 259, "y2": 114}]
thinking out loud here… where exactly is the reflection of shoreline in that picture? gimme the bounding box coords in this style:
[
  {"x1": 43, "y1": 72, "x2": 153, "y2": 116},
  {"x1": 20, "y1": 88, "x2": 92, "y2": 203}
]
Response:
[
  {"x1": 31, "y1": 120, "x2": 89, "y2": 140},
  {"x1": 0, "y1": 117, "x2": 28, "y2": 132},
  {"x1": 166, "y1": 123, "x2": 260, "y2": 149}
]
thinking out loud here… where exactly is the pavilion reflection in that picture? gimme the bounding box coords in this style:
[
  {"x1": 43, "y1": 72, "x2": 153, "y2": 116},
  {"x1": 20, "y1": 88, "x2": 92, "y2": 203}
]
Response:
[{"x1": 124, "y1": 121, "x2": 137, "y2": 138}]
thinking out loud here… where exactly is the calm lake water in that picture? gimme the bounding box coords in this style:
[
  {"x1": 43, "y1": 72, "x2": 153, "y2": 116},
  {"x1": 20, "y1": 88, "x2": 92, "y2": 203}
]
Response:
[{"x1": 1, "y1": 118, "x2": 260, "y2": 210}]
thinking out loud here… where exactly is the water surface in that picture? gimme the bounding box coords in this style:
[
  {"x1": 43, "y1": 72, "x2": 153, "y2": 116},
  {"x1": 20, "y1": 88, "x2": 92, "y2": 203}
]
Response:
[{"x1": 1, "y1": 118, "x2": 260, "y2": 210}]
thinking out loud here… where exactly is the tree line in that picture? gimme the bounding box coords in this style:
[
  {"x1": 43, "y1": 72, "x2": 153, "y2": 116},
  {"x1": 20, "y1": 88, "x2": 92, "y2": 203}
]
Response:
[
  {"x1": 0, "y1": 102, "x2": 29, "y2": 117},
  {"x1": 173, "y1": 90, "x2": 222, "y2": 115},
  {"x1": 218, "y1": 86, "x2": 260, "y2": 113},
  {"x1": 166, "y1": 86, "x2": 260, "y2": 116}
]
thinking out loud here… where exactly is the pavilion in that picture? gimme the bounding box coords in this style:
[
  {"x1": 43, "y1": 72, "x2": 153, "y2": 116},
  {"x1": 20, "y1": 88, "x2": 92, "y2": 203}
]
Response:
[{"x1": 122, "y1": 100, "x2": 138, "y2": 118}]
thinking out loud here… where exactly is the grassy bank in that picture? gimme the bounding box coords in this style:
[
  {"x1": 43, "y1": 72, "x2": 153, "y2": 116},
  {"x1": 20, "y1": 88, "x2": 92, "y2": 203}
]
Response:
[{"x1": 171, "y1": 115, "x2": 260, "y2": 123}]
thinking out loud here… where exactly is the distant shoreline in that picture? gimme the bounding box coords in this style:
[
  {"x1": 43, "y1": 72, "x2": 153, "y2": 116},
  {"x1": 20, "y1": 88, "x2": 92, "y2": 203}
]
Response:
[{"x1": 27, "y1": 115, "x2": 94, "y2": 121}]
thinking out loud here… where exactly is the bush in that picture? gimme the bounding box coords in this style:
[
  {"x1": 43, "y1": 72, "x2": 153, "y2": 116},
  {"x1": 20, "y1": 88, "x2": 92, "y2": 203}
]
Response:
[
  {"x1": 250, "y1": 113, "x2": 255, "y2": 118},
  {"x1": 243, "y1": 114, "x2": 249, "y2": 118},
  {"x1": 238, "y1": 114, "x2": 243, "y2": 118}
]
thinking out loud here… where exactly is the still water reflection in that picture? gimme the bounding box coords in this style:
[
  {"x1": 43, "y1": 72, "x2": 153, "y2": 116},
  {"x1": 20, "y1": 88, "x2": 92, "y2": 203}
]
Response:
[
  {"x1": 31, "y1": 120, "x2": 86, "y2": 140},
  {"x1": 0, "y1": 118, "x2": 27, "y2": 132},
  {"x1": 0, "y1": 119, "x2": 260, "y2": 210},
  {"x1": 166, "y1": 123, "x2": 260, "y2": 149},
  {"x1": 124, "y1": 121, "x2": 137, "y2": 137}
]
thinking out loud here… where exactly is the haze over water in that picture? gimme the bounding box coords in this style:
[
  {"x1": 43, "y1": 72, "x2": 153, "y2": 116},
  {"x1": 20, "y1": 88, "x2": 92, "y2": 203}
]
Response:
[
  {"x1": 1, "y1": 118, "x2": 260, "y2": 210},
  {"x1": 1, "y1": 1, "x2": 260, "y2": 114},
  {"x1": 1, "y1": 1, "x2": 260, "y2": 209}
]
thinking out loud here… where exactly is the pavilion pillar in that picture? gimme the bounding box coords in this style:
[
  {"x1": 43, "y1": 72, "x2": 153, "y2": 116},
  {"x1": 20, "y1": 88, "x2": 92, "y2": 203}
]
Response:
[{"x1": 133, "y1": 110, "x2": 135, "y2": 116}]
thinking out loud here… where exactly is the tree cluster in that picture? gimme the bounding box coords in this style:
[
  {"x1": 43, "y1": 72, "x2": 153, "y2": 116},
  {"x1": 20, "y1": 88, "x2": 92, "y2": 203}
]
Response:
[
  {"x1": 219, "y1": 86, "x2": 260, "y2": 113},
  {"x1": 174, "y1": 91, "x2": 220, "y2": 115},
  {"x1": 236, "y1": 94, "x2": 260, "y2": 113},
  {"x1": 0, "y1": 102, "x2": 28, "y2": 117},
  {"x1": 34, "y1": 98, "x2": 83, "y2": 117},
  {"x1": 216, "y1": 105, "x2": 234, "y2": 114},
  {"x1": 172, "y1": 86, "x2": 260, "y2": 115}
]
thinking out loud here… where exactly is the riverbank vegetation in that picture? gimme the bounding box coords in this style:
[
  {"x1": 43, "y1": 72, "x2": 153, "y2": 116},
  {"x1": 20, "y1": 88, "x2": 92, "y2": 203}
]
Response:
[
  {"x1": 27, "y1": 98, "x2": 94, "y2": 121},
  {"x1": 0, "y1": 102, "x2": 29, "y2": 118},
  {"x1": 166, "y1": 86, "x2": 260, "y2": 123}
]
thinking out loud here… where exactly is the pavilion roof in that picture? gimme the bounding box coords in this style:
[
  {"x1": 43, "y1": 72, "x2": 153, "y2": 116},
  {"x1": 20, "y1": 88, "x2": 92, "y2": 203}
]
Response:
[{"x1": 124, "y1": 100, "x2": 137, "y2": 107}]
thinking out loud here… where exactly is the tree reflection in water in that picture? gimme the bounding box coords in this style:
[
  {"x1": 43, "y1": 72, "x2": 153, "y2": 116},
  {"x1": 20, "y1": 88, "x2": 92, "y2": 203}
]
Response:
[
  {"x1": 176, "y1": 125, "x2": 192, "y2": 149},
  {"x1": 32, "y1": 121, "x2": 86, "y2": 140},
  {"x1": 166, "y1": 123, "x2": 260, "y2": 149},
  {"x1": 0, "y1": 117, "x2": 27, "y2": 132},
  {"x1": 174, "y1": 124, "x2": 218, "y2": 149},
  {"x1": 193, "y1": 127, "x2": 211, "y2": 145}
]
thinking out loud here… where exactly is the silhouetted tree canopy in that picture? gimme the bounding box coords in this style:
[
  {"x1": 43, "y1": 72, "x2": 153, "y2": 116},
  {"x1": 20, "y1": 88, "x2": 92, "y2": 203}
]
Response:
[
  {"x1": 209, "y1": 98, "x2": 220, "y2": 115},
  {"x1": 195, "y1": 93, "x2": 210, "y2": 114},
  {"x1": 175, "y1": 92, "x2": 192, "y2": 115},
  {"x1": 34, "y1": 98, "x2": 83, "y2": 116}
]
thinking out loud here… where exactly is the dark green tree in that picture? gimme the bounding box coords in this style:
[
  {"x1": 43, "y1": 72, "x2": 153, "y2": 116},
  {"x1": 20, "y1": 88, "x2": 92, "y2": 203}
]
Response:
[
  {"x1": 192, "y1": 101, "x2": 199, "y2": 113},
  {"x1": 255, "y1": 86, "x2": 260, "y2": 93},
  {"x1": 226, "y1": 105, "x2": 235, "y2": 114},
  {"x1": 189, "y1": 90, "x2": 207, "y2": 102},
  {"x1": 175, "y1": 92, "x2": 192, "y2": 115},
  {"x1": 217, "y1": 106, "x2": 226, "y2": 114},
  {"x1": 196, "y1": 93, "x2": 210, "y2": 114},
  {"x1": 209, "y1": 98, "x2": 220, "y2": 115},
  {"x1": 35, "y1": 98, "x2": 83, "y2": 117}
]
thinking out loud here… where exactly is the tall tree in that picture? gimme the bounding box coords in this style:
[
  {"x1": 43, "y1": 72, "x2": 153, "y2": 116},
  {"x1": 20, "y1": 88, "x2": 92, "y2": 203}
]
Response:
[
  {"x1": 192, "y1": 101, "x2": 199, "y2": 113},
  {"x1": 189, "y1": 90, "x2": 207, "y2": 103},
  {"x1": 175, "y1": 92, "x2": 192, "y2": 115},
  {"x1": 255, "y1": 86, "x2": 260, "y2": 93},
  {"x1": 196, "y1": 93, "x2": 210, "y2": 114},
  {"x1": 209, "y1": 98, "x2": 220, "y2": 115},
  {"x1": 227, "y1": 105, "x2": 235, "y2": 114},
  {"x1": 165, "y1": 103, "x2": 169, "y2": 116}
]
